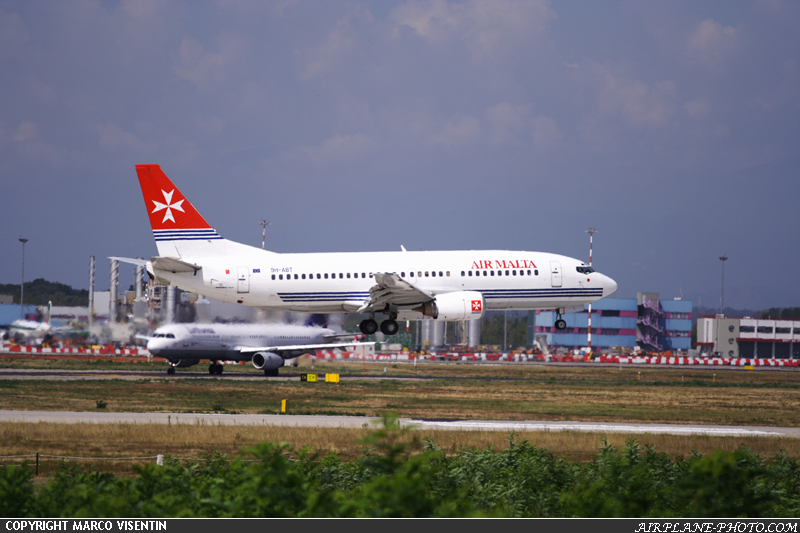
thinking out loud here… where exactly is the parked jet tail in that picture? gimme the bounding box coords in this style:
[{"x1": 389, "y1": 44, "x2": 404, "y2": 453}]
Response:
[{"x1": 136, "y1": 164, "x2": 265, "y2": 259}]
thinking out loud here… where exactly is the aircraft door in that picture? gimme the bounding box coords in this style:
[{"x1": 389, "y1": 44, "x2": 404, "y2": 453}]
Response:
[
  {"x1": 550, "y1": 261, "x2": 562, "y2": 287},
  {"x1": 237, "y1": 266, "x2": 250, "y2": 293}
]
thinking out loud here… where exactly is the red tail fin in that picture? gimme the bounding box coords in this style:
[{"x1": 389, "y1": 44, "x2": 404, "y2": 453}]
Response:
[{"x1": 136, "y1": 165, "x2": 213, "y2": 231}]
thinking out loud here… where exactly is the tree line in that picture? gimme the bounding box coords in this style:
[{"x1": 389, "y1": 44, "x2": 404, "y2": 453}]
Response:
[{"x1": 0, "y1": 279, "x2": 89, "y2": 307}]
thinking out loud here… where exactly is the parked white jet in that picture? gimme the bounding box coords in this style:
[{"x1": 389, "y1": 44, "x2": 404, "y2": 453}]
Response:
[
  {"x1": 127, "y1": 165, "x2": 617, "y2": 337},
  {"x1": 143, "y1": 322, "x2": 365, "y2": 376},
  {"x1": 4, "y1": 302, "x2": 55, "y2": 342}
]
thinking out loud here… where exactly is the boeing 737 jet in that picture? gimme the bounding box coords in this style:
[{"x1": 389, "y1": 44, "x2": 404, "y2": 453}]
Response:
[
  {"x1": 125, "y1": 165, "x2": 617, "y2": 336},
  {"x1": 142, "y1": 322, "x2": 364, "y2": 376}
]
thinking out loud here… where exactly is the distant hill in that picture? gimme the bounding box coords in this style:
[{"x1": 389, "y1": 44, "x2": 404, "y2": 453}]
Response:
[{"x1": 0, "y1": 278, "x2": 89, "y2": 307}]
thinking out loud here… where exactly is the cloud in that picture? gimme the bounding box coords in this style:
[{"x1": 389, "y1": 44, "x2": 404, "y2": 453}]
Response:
[
  {"x1": 0, "y1": 9, "x2": 28, "y2": 53},
  {"x1": 486, "y1": 102, "x2": 530, "y2": 144},
  {"x1": 390, "y1": 0, "x2": 460, "y2": 42},
  {"x1": 174, "y1": 35, "x2": 245, "y2": 89},
  {"x1": 687, "y1": 19, "x2": 737, "y2": 67},
  {"x1": 12, "y1": 121, "x2": 37, "y2": 142},
  {"x1": 427, "y1": 115, "x2": 481, "y2": 146},
  {"x1": 390, "y1": 0, "x2": 556, "y2": 59},
  {"x1": 97, "y1": 123, "x2": 158, "y2": 154},
  {"x1": 301, "y1": 133, "x2": 377, "y2": 163},
  {"x1": 531, "y1": 115, "x2": 563, "y2": 150},
  {"x1": 2, "y1": 121, "x2": 68, "y2": 167},
  {"x1": 684, "y1": 100, "x2": 711, "y2": 119},
  {"x1": 300, "y1": 20, "x2": 355, "y2": 80},
  {"x1": 594, "y1": 65, "x2": 677, "y2": 128}
]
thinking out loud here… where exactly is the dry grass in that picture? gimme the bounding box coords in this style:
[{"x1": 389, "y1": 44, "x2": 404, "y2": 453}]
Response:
[
  {"x1": 2, "y1": 359, "x2": 800, "y2": 477},
  {"x1": 1, "y1": 361, "x2": 800, "y2": 426},
  {"x1": 2, "y1": 421, "x2": 800, "y2": 478}
]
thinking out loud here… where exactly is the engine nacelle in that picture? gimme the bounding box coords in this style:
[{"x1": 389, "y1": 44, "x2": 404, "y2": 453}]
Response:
[
  {"x1": 251, "y1": 352, "x2": 284, "y2": 370},
  {"x1": 413, "y1": 291, "x2": 485, "y2": 321}
]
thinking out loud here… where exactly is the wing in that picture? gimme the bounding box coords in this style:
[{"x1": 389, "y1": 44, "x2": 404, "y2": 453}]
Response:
[
  {"x1": 109, "y1": 256, "x2": 201, "y2": 273},
  {"x1": 356, "y1": 272, "x2": 434, "y2": 314},
  {"x1": 237, "y1": 341, "x2": 373, "y2": 358}
]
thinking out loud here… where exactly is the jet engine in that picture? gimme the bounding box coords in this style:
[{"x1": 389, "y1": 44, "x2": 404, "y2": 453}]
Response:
[
  {"x1": 251, "y1": 352, "x2": 284, "y2": 370},
  {"x1": 413, "y1": 291, "x2": 485, "y2": 321}
]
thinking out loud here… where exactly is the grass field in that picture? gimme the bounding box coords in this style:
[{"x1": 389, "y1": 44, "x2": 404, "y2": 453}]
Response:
[{"x1": 1, "y1": 356, "x2": 799, "y2": 476}]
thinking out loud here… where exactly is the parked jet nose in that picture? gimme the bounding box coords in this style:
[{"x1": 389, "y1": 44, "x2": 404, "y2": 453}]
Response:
[
  {"x1": 147, "y1": 338, "x2": 166, "y2": 356},
  {"x1": 602, "y1": 274, "x2": 618, "y2": 297}
]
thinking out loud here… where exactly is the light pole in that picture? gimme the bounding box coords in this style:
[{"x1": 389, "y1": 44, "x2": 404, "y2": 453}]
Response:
[
  {"x1": 19, "y1": 238, "x2": 28, "y2": 319},
  {"x1": 259, "y1": 220, "x2": 270, "y2": 250},
  {"x1": 716, "y1": 255, "x2": 728, "y2": 355},
  {"x1": 719, "y1": 255, "x2": 728, "y2": 316},
  {"x1": 586, "y1": 228, "x2": 598, "y2": 354}
]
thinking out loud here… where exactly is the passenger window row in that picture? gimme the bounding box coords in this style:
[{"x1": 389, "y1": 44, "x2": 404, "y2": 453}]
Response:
[
  {"x1": 270, "y1": 271, "x2": 453, "y2": 281},
  {"x1": 461, "y1": 269, "x2": 538, "y2": 277},
  {"x1": 269, "y1": 269, "x2": 543, "y2": 281}
]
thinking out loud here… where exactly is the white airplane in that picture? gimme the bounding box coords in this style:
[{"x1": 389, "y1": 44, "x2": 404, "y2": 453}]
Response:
[
  {"x1": 6, "y1": 320, "x2": 51, "y2": 341},
  {"x1": 142, "y1": 322, "x2": 365, "y2": 376},
  {"x1": 4, "y1": 302, "x2": 54, "y2": 342},
  {"x1": 123, "y1": 165, "x2": 617, "y2": 337}
]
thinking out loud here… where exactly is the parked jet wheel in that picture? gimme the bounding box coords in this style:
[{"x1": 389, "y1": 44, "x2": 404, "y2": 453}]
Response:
[
  {"x1": 380, "y1": 319, "x2": 399, "y2": 335},
  {"x1": 167, "y1": 367, "x2": 175, "y2": 375},
  {"x1": 208, "y1": 364, "x2": 216, "y2": 375},
  {"x1": 215, "y1": 364, "x2": 223, "y2": 375},
  {"x1": 359, "y1": 319, "x2": 378, "y2": 335},
  {"x1": 264, "y1": 368, "x2": 279, "y2": 377},
  {"x1": 555, "y1": 319, "x2": 567, "y2": 330}
]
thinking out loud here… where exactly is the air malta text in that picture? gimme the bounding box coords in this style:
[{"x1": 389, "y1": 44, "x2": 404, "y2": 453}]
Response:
[{"x1": 471, "y1": 260, "x2": 537, "y2": 270}]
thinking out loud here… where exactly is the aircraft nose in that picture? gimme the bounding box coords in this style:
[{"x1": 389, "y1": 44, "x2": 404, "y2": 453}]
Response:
[
  {"x1": 147, "y1": 339, "x2": 163, "y2": 355},
  {"x1": 603, "y1": 275, "x2": 618, "y2": 297}
]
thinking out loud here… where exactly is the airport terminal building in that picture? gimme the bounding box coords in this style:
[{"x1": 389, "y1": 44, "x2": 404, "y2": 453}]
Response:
[
  {"x1": 697, "y1": 316, "x2": 800, "y2": 359},
  {"x1": 530, "y1": 293, "x2": 692, "y2": 354}
]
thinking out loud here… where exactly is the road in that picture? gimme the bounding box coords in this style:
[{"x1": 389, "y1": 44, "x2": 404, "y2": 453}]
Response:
[{"x1": 1, "y1": 410, "x2": 797, "y2": 438}]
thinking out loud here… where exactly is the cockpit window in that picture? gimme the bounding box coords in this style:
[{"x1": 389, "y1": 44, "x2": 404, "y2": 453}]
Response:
[{"x1": 576, "y1": 266, "x2": 595, "y2": 274}]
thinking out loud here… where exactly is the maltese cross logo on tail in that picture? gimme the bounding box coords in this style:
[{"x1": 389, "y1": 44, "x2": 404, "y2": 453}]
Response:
[
  {"x1": 471, "y1": 300, "x2": 482, "y2": 312},
  {"x1": 151, "y1": 190, "x2": 185, "y2": 224}
]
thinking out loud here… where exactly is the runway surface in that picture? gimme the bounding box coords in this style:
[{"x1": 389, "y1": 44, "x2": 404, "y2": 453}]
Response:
[{"x1": 1, "y1": 410, "x2": 797, "y2": 438}]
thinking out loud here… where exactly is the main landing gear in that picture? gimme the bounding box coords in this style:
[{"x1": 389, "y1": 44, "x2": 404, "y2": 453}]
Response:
[
  {"x1": 167, "y1": 367, "x2": 175, "y2": 375},
  {"x1": 208, "y1": 362, "x2": 223, "y2": 375},
  {"x1": 264, "y1": 368, "x2": 279, "y2": 377},
  {"x1": 554, "y1": 313, "x2": 567, "y2": 331},
  {"x1": 359, "y1": 318, "x2": 399, "y2": 336}
]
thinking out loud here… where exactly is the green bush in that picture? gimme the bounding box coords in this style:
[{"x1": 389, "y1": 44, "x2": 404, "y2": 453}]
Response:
[{"x1": 3, "y1": 424, "x2": 800, "y2": 517}]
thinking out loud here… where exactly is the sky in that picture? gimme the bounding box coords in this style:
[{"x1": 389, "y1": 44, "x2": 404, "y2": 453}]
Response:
[{"x1": 0, "y1": 0, "x2": 798, "y2": 311}]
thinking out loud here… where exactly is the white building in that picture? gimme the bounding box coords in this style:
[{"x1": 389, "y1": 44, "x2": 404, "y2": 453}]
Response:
[{"x1": 697, "y1": 316, "x2": 800, "y2": 359}]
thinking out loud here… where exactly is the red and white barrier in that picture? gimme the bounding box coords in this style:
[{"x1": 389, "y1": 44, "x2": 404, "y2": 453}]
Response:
[
  {"x1": 598, "y1": 355, "x2": 799, "y2": 367},
  {"x1": 0, "y1": 343, "x2": 150, "y2": 356}
]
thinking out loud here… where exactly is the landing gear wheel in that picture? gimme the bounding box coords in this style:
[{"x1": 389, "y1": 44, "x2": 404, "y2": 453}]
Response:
[
  {"x1": 555, "y1": 319, "x2": 567, "y2": 330},
  {"x1": 264, "y1": 368, "x2": 279, "y2": 377},
  {"x1": 214, "y1": 364, "x2": 223, "y2": 375},
  {"x1": 167, "y1": 367, "x2": 175, "y2": 375},
  {"x1": 208, "y1": 364, "x2": 216, "y2": 375},
  {"x1": 359, "y1": 319, "x2": 378, "y2": 335},
  {"x1": 380, "y1": 319, "x2": 399, "y2": 335}
]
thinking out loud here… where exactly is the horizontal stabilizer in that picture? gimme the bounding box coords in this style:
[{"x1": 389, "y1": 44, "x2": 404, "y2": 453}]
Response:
[
  {"x1": 151, "y1": 256, "x2": 202, "y2": 273},
  {"x1": 109, "y1": 257, "x2": 148, "y2": 267}
]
